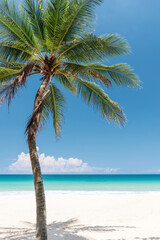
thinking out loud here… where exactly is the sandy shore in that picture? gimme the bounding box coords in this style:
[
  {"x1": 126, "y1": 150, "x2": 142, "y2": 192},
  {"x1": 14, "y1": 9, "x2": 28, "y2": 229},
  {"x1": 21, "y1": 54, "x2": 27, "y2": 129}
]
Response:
[{"x1": 0, "y1": 191, "x2": 160, "y2": 239}]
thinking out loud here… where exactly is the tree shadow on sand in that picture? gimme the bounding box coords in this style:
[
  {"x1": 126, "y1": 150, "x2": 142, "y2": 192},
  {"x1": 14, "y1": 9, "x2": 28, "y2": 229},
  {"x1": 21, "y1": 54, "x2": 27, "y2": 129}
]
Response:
[
  {"x1": 1, "y1": 218, "x2": 152, "y2": 240},
  {"x1": 0, "y1": 226, "x2": 35, "y2": 240},
  {"x1": 135, "y1": 238, "x2": 160, "y2": 240}
]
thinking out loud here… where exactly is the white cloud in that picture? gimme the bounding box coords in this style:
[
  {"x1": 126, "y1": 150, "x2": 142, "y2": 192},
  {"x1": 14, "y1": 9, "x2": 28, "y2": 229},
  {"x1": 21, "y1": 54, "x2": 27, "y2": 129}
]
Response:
[{"x1": 8, "y1": 149, "x2": 119, "y2": 174}]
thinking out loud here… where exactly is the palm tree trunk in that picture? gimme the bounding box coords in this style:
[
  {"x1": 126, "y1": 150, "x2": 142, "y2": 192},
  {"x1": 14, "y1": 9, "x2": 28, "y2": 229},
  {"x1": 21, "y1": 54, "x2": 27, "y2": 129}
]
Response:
[
  {"x1": 28, "y1": 136, "x2": 47, "y2": 240},
  {"x1": 27, "y1": 75, "x2": 51, "y2": 240}
]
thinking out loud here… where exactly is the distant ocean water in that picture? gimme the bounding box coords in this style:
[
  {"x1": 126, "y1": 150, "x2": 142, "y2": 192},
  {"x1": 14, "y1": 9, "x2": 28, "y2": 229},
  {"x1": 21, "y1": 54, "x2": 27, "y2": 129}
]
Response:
[{"x1": 0, "y1": 175, "x2": 160, "y2": 192}]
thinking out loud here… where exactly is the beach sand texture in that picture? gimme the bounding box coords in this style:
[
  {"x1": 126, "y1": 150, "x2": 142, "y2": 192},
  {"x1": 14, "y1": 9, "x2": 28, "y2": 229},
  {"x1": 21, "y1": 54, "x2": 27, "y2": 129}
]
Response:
[{"x1": 0, "y1": 191, "x2": 160, "y2": 240}]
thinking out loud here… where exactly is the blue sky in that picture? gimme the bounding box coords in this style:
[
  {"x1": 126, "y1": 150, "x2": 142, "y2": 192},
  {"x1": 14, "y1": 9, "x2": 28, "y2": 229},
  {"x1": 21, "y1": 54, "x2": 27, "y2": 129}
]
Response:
[{"x1": 0, "y1": 0, "x2": 160, "y2": 174}]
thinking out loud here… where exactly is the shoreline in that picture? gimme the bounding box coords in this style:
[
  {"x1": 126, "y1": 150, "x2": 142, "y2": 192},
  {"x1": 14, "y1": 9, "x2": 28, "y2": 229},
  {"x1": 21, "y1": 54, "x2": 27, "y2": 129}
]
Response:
[
  {"x1": 1, "y1": 189, "x2": 160, "y2": 194},
  {"x1": 0, "y1": 191, "x2": 160, "y2": 239}
]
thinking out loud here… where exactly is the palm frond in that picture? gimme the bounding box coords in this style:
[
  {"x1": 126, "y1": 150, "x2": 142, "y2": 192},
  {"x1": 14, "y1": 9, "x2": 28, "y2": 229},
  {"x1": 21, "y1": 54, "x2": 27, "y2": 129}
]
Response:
[
  {"x1": 0, "y1": 66, "x2": 22, "y2": 81},
  {"x1": 43, "y1": 0, "x2": 69, "y2": 52},
  {"x1": 0, "y1": 60, "x2": 25, "y2": 69},
  {"x1": 55, "y1": 71, "x2": 77, "y2": 93},
  {"x1": 85, "y1": 63, "x2": 140, "y2": 87},
  {"x1": 63, "y1": 62, "x2": 140, "y2": 88},
  {"x1": 58, "y1": 33, "x2": 130, "y2": 63},
  {"x1": 0, "y1": 0, "x2": 42, "y2": 57},
  {"x1": 0, "y1": 41, "x2": 34, "y2": 62},
  {"x1": 63, "y1": 62, "x2": 111, "y2": 87},
  {"x1": 75, "y1": 78, "x2": 126, "y2": 125},
  {"x1": 0, "y1": 61, "x2": 36, "y2": 105},
  {"x1": 0, "y1": 62, "x2": 25, "y2": 99},
  {"x1": 58, "y1": 0, "x2": 103, "y2": 43},
  {"x1": 44, "y1": 0, "x2": 102, "y2": 53},
  {"x1": 22, "y1": 0, "x2": 46, "y2": 45},
  {"x1": 38, "y1": 101, "x2": 50, "y2": 133},
  {"x1": 39, "y1": 82, "x2": 65, "y2": 137}
]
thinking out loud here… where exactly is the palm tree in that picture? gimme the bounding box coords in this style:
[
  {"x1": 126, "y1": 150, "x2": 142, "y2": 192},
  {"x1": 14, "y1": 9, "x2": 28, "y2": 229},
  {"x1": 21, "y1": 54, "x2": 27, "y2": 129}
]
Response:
[{"x1": 0, "y1": 0, "x2": 139, "y2": 239}]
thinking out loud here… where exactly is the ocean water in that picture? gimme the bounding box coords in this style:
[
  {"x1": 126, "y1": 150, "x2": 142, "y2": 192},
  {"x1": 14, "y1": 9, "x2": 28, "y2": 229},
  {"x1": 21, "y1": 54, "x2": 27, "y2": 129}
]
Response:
[{"x1": 0, "y1": 174, "x2": 160, "y2": 192}]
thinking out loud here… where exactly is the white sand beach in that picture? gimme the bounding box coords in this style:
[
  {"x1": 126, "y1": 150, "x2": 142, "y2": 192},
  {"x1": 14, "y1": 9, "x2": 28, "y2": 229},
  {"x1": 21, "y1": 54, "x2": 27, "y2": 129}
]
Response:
[{"x1": 0, "y1": 191, "x2": 160, "y2": 240}]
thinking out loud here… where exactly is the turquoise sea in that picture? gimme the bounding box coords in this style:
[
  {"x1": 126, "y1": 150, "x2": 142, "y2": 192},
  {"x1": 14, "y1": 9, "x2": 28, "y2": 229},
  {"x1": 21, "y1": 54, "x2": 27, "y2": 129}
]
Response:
[{"x1": 0, "y1": 174, "x2": 160, "y2": 192}]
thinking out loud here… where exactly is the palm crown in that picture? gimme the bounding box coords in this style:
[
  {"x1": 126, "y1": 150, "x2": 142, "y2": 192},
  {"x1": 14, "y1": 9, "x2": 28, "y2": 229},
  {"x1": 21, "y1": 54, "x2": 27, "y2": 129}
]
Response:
[{"x1": 0, "y1": 0, "x2": 139, "y2": 137}]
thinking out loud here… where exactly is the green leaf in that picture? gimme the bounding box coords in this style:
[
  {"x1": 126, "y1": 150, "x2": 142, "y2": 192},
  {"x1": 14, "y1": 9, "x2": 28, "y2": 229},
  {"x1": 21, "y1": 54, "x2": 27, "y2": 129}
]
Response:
[
  {"x1": 86, "y1": 63, "x2": 140, "y2": 87},
  {"x1": 22, "y1": 0, "x2": 46, "y2": 44},
  {"x1": 59, "y1": 0, "x2": 103, "y2": 43},
  {"x1": 58, "y1": 33, "x2": 130, "y2": 63},
  {"x1": 0, "y1": 67, "x2": 21, "y2": 81},
  {"x1": 64, "y1": 62, "x2": 140, "y2": 88},
  {"x1": 75, "y1": 78, "x2": 126, "y2": 125},
  {"x1": 0, "y1": 0, "x2": 41, "y2": 57},
  {"x1": 55, "y1": 71, "x2": 77, "y2": 94},
  {"x1": 44, "y1": 0, "x2": 103, "y2": 53},
  {"x1": 0, "y1": 41, "x2": 33, "y2": 62},
  {"x1": 0, "y1": 61, "x2": 35, "y2": 104},
  {"x1": 44, "y1": 0, "x2": 69, "y2": 51},
  {"x1": 41, "y1": 82, "x2": 65, "y2": 137}
]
